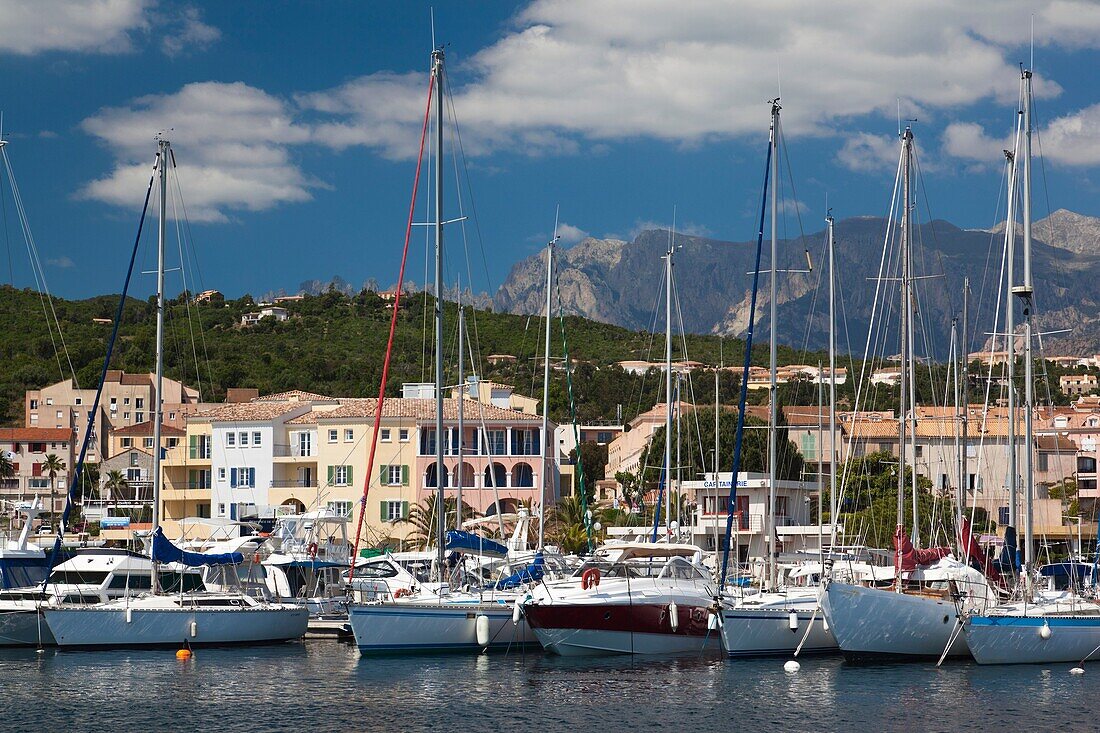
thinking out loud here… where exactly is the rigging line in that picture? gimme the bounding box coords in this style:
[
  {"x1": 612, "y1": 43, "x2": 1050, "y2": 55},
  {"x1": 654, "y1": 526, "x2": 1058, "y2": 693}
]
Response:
[
  {"x1": 1, "y1": 147, "x2": 77, "y2": 387},
  {"x1": 44, "y1": 151, "x2": 158, "y2": 582},
  {"x1": 671, "y1": 264, "x2": 706, "y2": 483},
  {"x1": 348, "y1": 69, "x2": 434, "y2": 569},
  {"x1": 556, "y1": 266, "x2": 593, "y2": 552},
  {"x1": 167, "y1": 158, "x2": 204, "y2": 401},
  {"x1": 0, "y1": 152, "x2": 12, "y2": 284},
  {"x1": 169, "y1": 167, "x2": 216, "y2": 401}
]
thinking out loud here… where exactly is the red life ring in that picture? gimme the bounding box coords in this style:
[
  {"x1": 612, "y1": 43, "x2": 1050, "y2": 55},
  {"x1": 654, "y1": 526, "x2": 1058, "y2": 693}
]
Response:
[
  {"x1": 307, "y1": 542, "x2": 319, "y2": 559},
  {"x1": 581, "y1": 567, "x2": 601, "y2": 590},
  {"x1": 394, "y1": 588, "x2": 412, "y2": 599}
]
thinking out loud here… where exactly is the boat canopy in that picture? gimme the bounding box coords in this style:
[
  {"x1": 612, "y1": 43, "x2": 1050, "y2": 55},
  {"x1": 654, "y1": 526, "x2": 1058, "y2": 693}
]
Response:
[
  {"x1": 1040, "y1": 562, "x2": 1092, "y2": 579},
  {"x1": 445, "y1": 530, "x2": 508, "y2": 558},
  {"x1": 151, "y1": 527, "x2": 243, "y2": 567},
  {"x1": 494, "y1": 552, "x2": 546, "y2": 589}
]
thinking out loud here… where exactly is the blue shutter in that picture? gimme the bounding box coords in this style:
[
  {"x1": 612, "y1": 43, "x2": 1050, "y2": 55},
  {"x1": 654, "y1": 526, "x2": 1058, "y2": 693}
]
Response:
[
  {"x1": 248, "y1": 468, "x2": 256, "y2": 487},
  {"x1": 230, "y1": 468, "x2": 238, "y2": 488}
]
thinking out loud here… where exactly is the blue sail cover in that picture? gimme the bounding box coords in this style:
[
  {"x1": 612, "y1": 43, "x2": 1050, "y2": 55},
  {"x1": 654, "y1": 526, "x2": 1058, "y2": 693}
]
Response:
[
  {"x1": 495, "y1": 552, "x2": 546, "y2": 590},
  {"x1": 151, "y1": 527, "x2": 244, "y2": 566},
  {"x1": 444, "y1": 530, "x2": 508, "y2": 558}
]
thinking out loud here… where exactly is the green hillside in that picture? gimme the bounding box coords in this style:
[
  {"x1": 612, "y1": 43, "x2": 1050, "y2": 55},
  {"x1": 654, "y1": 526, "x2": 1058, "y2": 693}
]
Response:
[{"x1": 0, "y1": 284, "x2": 834, "y2": 426}]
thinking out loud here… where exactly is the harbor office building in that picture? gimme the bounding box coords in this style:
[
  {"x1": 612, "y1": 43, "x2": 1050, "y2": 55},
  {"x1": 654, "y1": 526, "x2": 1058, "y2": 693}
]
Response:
[{"x1": 159, "y1": 386, "x2": 555, "y2": 546}]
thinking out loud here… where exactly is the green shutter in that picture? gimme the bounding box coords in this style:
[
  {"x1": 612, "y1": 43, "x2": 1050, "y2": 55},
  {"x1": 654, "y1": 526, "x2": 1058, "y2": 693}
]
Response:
[
  {"x1": 401, "y1": 501, "x2": 409, "y2": 519},
  {"x1": 327, "y1": 465, "x2": 334, "y2": 486},
  {"x1": 189, "y1": 435, "x2": 197, "y2": 459},
  {"x1": 379, "y1": 465, "x2": 387, "y2": 485},
  {"x1": 347, "y1": 465, "x2": 354, "y2": 486},
  {"x1": 379, "y1": 501, "x2": 386, "y2": 522},
  {"x1": 188, "y1": 469, "x2": 196, "y2": 488},
  {"x1": 401, "y1": 465, "x2": 409, "y2": 486}
]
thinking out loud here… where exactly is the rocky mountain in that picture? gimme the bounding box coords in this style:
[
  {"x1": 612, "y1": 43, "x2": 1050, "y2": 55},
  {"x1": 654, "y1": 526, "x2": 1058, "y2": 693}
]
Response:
[{"x1": 495, "y1": 213, "x2": 1100, "y2": 356}]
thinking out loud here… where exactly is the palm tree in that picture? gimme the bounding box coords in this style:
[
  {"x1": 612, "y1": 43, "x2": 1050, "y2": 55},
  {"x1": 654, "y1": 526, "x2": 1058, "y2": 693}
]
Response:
[
  {"x1": 103, "y1": 470, "x2": 129, "y2": 504},
  {"x1": 42, "y1": 453, "x2": 66, "y2": 522},
  {"x1": 399, "y1": 496, "x2": 480, "y2": 548},
  {"x1": 0, "y1": 452, "x2": 13, "y2": 481}
]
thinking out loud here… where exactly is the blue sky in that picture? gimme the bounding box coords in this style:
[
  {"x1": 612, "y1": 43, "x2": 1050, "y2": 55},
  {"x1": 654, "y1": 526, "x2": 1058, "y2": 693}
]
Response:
[{"x1": 3, "y1": 0, "x2": 1100, "y2": 302}]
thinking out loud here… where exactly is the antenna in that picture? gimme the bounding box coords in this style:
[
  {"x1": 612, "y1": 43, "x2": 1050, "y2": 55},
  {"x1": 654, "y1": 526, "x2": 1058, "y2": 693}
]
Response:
[
  {"x1": 431, "y1": 7, "x2": 437, "y2": 51},
  {"x1": 1030, "y1": 14, "x2": 1035, "y2": 71},
  {"x1": 897, "y1": 98, "x2": 901, "y2": 137},
  {"x1": 777, "y1": 57, "x2": 782, "y2": 99},
  {"x1": 553, "y1": 203, "x2": 560, "y2": 242}
]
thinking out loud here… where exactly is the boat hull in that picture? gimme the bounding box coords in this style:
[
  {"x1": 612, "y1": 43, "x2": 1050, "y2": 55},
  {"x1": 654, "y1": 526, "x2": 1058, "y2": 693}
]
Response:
[
  {"x1": 822, "y1": 581, "x2": 969, "y2": 660},
  {"x1": 965, "y1": 615, "x2": 1100, "y2": 665},
  {"x1": 523, "y1": 602, "x2": 719, "y2": 656},
  {"x1": 0, "y1": 608, "x2": 54, "y2": 646},
  {"x1": 43, "y1": 605, "x2": 308, "y2": 648},
  {"x1": 349, "y1": 601, "x2": 535, "y2": 654},
  {"x1": 720, "y1": 607, "x2": 837, "y2": 657}
]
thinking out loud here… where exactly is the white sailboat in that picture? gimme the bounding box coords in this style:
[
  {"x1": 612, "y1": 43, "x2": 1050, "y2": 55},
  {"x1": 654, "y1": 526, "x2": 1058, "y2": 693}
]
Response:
[
  {"x1": 718, "y1": 102, "x2": 836, "y2": 657},
  {"x1": 347, "y1": 48, "x2": 540, "y2": 654},
  {"x1": 960, "y1": 66, "x2": 1100, "y2": 666},
  {"x1": 821, "y1": 123, "x2": 996, "y2": 660},
  {"x1": 44, "y1": 137, "x2": 307, "y2": 648}
]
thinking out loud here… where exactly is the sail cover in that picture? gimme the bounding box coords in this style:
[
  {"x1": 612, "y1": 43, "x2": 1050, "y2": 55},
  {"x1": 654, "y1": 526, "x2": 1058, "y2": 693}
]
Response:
[
  {"x1": 151, "y1": 527, "x2": 244, "y2": 566},
  {"x1": 445, "y1": 530, "x2": 508, "y2": 558},
  {"x1": 495, "y1": 552, "x2": 546, "y2": 590},
  {"x1": 893, "y1": 526, "x2": 951, "y2": 573}
]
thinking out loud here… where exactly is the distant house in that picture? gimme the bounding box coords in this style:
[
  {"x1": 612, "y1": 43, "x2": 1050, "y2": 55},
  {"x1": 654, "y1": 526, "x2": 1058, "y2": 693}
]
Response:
[
  {"x1": 241, "y1": 306, "x2": 289, "y2": 326},
  {"x1": 487, "y1": 354, "x2": 517, "y2": 366},
  {"x1": 1061, "y1": 373, "x2": 1099, "y2": 397},
  {"x1": 273, "y1": 295, "x2": 305, "y2": 304},
  {"x1": 194, "y1": 289, "x2": 224, "y2": 304}
]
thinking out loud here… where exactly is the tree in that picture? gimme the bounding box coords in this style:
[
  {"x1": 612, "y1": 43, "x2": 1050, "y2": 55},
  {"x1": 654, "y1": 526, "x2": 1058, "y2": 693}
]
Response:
[
  {"x1": 42, "y1": 453, "x2": 66, "y2": 520},
  {"x1": 569, "y1": 442, "x2": 607, "y2": 501},
  {"x1": 103, "y1": 470, "x2": 129, "y2": 503},
  {"x1": 0, "y1": 451, "x2": 13, "y2": 481},
  {"x1": 399, "y1": 496, "x2": 480, "y2": 547}
]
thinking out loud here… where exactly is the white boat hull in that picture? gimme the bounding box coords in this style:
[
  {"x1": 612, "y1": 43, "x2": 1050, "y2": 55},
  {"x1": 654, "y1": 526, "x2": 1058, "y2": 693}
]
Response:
[
  {"x1": 720, "y1": 606, "x2": 837, "y2": 657},
  {"x1": 349, "y1": 601, "x2": 535, "y2": 654},
  {"x1": 965, "y1": 615, "x2": 1100, "y2": 665},
  {"x1": 44, "y1": 604, "x2": 308, "y2": 648},
  {"x1": 822, "y1": 581, "x2": 969, "y2": 659},
  {"x1": 531, "y1": 625, "x2": 719, "y2": 656}
]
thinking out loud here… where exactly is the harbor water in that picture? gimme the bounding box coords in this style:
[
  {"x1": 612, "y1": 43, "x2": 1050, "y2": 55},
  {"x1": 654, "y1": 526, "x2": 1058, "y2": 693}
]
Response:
[{"x1": 1, "y1": 642, "x2": 1094, "y2": 732}]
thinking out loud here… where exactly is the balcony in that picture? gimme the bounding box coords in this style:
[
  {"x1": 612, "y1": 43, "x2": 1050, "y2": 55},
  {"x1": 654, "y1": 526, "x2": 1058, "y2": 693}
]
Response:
[
  {"x1": 273, "y1": 444, "x2": 317, "y2": 459},
  {"x1": 270, "y1": 479, "x2": 319, "y2": 489}
]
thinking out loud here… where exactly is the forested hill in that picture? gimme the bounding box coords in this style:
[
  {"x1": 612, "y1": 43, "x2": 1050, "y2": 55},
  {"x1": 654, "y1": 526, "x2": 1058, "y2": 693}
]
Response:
[{"x1": 0, "y1": 285, "x2": 823, "y2": 426}]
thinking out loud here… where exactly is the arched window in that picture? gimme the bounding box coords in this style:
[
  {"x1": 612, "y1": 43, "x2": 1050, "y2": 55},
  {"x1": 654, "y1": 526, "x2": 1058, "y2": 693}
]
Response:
[
  {"x1": 483, "y1": 462, "x2": 507, "y2": 488},
  {"x1": 512, "y1": 462, "x2": 534, "y2": 488}
]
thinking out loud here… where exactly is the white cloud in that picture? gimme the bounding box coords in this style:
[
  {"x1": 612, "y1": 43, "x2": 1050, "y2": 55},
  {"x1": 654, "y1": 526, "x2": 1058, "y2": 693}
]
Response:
[
  {"x1": 837, "y1": 133, "x2": 904, "y2": 173},
  {"x1": 630, "y1": 220, "x2": 712, "y2": 240},
  {"x1": 296, "y1": 0, "x2": 1099, "y2": 160},
  {"x1": 943, "y1": 103, "x2": 1100, "y2": 167},
  {"x1": 0, "y1": 0, "x2": 149, "y2": 55},
  {"x1": 161, "y1": 6, "x2": 221, "y2": 57},
  {"x1": 556, "y1": 222, "x2": 588, "y2": 244},
  {"x1": 47, "y1": 256, "x2": 75, "y2": 268},
  {"x1": 79, "y1": 82, "x2": 314, "y2": 222}
]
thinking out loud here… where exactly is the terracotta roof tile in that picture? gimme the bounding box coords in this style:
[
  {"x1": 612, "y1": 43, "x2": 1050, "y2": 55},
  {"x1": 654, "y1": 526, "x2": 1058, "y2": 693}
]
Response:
[
  {"x1": 316, "y1": 397, "x2": 541, "y2": 422},
  {"x1": 251, "y1": 390, "x2": 333, "y2": 403},
  {"x1": 198, "y1": 402, "x2": 310, "y2": 422},
  {"x1": 111, "y1": 421, "x2": 186, "y2": 437},
  {"x1": 0, "y1": 427, "x2": 73, "y2": 442}
]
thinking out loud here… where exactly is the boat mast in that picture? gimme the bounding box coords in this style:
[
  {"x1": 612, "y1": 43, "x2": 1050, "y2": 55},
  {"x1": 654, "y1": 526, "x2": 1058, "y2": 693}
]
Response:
[
  {"x1": 664, "y1": 228, "x2": 674, "y2": 539},
  {"x1": 1004, "y1": 150, "x2": 1018, "y2": 534},
  {"x1": 456, "y1": 288, "x2": 464, "y2": 531},
  {"x1": 767, "y1": 99, "x2": 780, "y2": 590},
  {"x1": 539, "y1": 234, "x2": 555, "y2": 550},
  {"x1": 1016, "y1": 67, "x2": 1036, "y2": 579},
  {"x1": 150, "y1": 136, "x2": 168, "y2": 592},
  {"x1": 958, "y1": 278, "x2": 970, "y2": 525},
  {"x1": 896, "y1": 126, "x2": 913, "y2": 583},
  {"x1": 431, "y1": 48, "x2": 446, "y2": 579},
  {"x1": 827, "y1": 212, "x2": 838, "y2": 543}
]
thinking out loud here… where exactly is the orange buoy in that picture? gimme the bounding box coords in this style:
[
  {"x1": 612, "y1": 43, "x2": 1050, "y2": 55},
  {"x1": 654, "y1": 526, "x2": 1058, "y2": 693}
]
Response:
[{"x1": 176, "y1": 648, "x2": 192, "y2": 660}]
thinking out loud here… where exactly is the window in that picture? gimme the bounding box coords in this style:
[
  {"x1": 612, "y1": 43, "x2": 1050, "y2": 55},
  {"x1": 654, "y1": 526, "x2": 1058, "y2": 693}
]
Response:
[
  {"x1": 130, "y1": 453, "x2": 139, "y2": 467},
  {"x1": 327, "y1": 501, "x2": 352, "y2": 518},
  {"x1": 218, "y1": 468, "x2": 226, "y2": 480},
  {"x1": 110, "y1": 397, "x2": 117, "y2": 405},
  {"x1": 29, "y1": 399, "x2": 38, "y2": 409},
  {"x1": 227, "y1": 433, "x2": 236, "y2": 447},
  {"x1": 384, "y1": 464, "x2": 407, "y2": 486},
  {"x1": 1038, "y1": 453, "x2": 1049, "y2": 472},
  {"x1": 597, "y1": 431, "x2": 613, "y2": 443},
  {"x1": 169, "y1": 412, "x2": 176, "y2": 421},
  {"x1": 998, "y1": 506, "x2": 1010, "y2": 527},
  {"x1": 135, "y1": 412, "x2": 144, "y2": 423},
  {"x1": 123, "y1": 412, "x2": 130, "y2": 420},
  {"x1": 511, "y1": 428, "x2": 539, "y2": 455},
  {"x1": 485, "y1": 430, "x2": 506, "y2": 455},
  {"x1": 190, "y1": 435, "x2": 211, "y2": 460},
  {"x1": 143, "y1": 437, "x2": 154, "y2": 449},
  {"x1": 399, "y1": 428, "x2": 409, "y2": 442},
  {"x1": 75, "y1": 398, "x2": 82, "y2": 406},
  {"x1": 136, "y1": 398, "x2": 144, "y2": 409},
  {"x1": 218, "y1": 503, "x2": 226, "y2": 516},
  {"x1": 384, "y1": 500, "x2": 406, "y2": 522},
  {"x1": 167, "y1": 438, "x2": 179, "y2": 448},
  {"x1": 56, "y1": 410, "x2": 63, "y2": 420},
  {"x1": 421, "y1": 429, "x2": 437, "y2": 455},
  {"x1": 331, "y1": 465, "x2": 352, "y2": 486},
  {"x1": 914, "y1": 445, "x2": 923, "y2": 458},
  {"x1": 123, "y1": 398, "x2": 130, "y2": 405},
  {"x1": 940, "y1": 474, "x2": 949, "y2": 490},
  {"x1": 121, "y1": 437, "x2": 133, "y2": 448},
  {"x1": 252, "y1": 431, "x2": 261, "y2": 446},
  {"x1": 30, "y1": 414, "x2": 37, "y2": 425},
  {"x1": 344, "y1": 429, "x2": 354, "y2": 442},
  {"x1": 230, "y1": 467, "x2": 255, "y2": 488},
  {"x1": 328, "y1": 429, "x2": 338, "y2": 443},
  {"x1": 239, "y1": 431, "x2": 249, "y2": 447},
  {"x1": 381, "y1": 428, "x2": 392, "y2": 442},
  {"x1": 127, "y1": 468, "x2": 141, "y2": 482},
  {"x1": 46, "y1": 398, "x2": 53, "y2": 405}
]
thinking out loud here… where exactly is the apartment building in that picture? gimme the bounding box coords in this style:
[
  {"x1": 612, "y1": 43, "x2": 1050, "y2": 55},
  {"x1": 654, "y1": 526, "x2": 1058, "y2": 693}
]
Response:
[
  {"x1": 1060, "y1": 373, "x2": 1099, "y2": 397},
  {"x1": 25, "y1": 371, "x2": 201, "y2": 463},
  {"x1": 0, "y1": 427, "x2": 74, "y2": 515}
]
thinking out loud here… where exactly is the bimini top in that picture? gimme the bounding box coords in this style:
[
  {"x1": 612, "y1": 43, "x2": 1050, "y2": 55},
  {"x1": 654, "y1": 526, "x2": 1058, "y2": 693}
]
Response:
[
  {"x1": 601, "y1": 542, "x2": 703, "y2": 561},
  {"x1": 445, "y1": 530, "x2": 508, "y2": 558},
  {"x1": 152, "y1": 528, "x2": 243, "y2": 567}
]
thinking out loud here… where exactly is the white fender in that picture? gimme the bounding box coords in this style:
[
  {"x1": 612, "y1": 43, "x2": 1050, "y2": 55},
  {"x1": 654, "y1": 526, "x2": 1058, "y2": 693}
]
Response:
[{"x1": 475, "y1": 614, "x2": 491, "y2": 647}]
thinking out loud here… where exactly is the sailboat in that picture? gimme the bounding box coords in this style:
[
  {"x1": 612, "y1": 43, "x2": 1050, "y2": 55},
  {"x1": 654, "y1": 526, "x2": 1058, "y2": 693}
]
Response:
[
  {"x1": 717, "y1": 101, "x2": 836, "y2": 657},
  {"x1": 820, "y1": 123, "x2": 996, "y2": 660},
  {"x1": 346, "y1": 48, "x2": 540, "y2": 654},
  {"x1": 43, "y1": 137, "x2": 308, "y2": 648},
  {"x1": 961, "y1": 66, "x2": 1100, "y2": 666}
]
